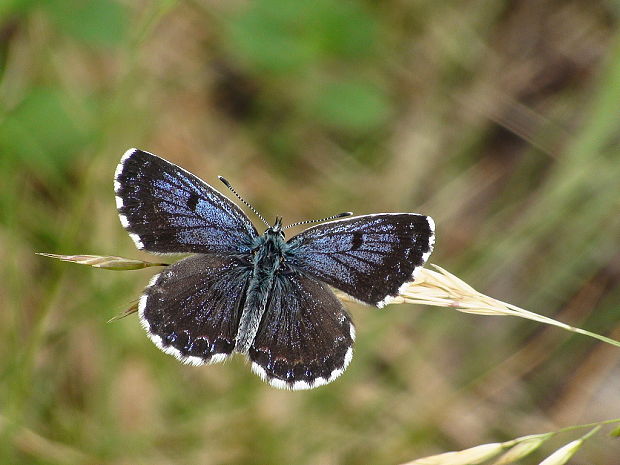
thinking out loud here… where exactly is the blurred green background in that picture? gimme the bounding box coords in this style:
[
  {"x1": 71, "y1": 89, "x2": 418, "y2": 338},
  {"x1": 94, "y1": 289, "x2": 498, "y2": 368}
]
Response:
[{"x1": 1, "y1": 0, "x2": 620, "y2": 463}]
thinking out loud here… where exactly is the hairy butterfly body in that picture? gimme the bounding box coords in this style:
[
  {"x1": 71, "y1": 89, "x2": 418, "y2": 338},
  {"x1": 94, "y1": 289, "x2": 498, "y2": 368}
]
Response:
[{"x1": 114, "y1": 148, "x2": 434, "y2": 389}]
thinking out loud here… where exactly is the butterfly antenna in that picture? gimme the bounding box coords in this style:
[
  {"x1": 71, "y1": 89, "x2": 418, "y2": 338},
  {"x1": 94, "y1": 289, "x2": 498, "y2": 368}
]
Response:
[
  {"x1": 218, "y1": 176, "x2": 270, "y2": 227},
  {"x1": 284, "y1": 211, "x2": 353, "y2": 230}
]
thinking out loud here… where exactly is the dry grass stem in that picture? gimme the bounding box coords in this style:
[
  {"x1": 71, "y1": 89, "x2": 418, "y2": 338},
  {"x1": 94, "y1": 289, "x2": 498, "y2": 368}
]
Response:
[
  {"x1": 107, "y1": 302, "x2": 139, "y2": 323},
  {"x1": 363, "y1": 264, "x2": 620, "y2": 349},
  {"x1": 40, "y1": 254, "x2": 620, "y2": 349},
  {"x1": 0, "y1": 414, "x2": 92, "y2": 465}
]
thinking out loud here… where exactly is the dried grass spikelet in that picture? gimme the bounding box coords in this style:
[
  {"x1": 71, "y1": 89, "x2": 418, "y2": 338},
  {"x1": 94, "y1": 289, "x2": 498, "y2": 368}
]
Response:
[
  {"x1": 491, "y1": 434, "x2": 549, "y2": 465},
  {"x1": 399, "y1": 427, "x2": 602, "y2": 465},
  {"x1": 397, "y1": 433, "x2": 554, "y2": 465},
  {"x1": 536, "y1": 440, "x2": 583, "y2": 465},
  {"x1": 399, "y1": 442, "x2": 505, "y2": 465},
  {"x1": 36, "y1": 253, "x2": 168, "y2": 270},
  {"x1": 399, "y1": 417, "x2": 605, "y2": 465},
  {"x1": 535, "y1": 425, "x2": 599, "y2": 465},
  {"x1": 338, "y1": 264, "x2": 620, "y2": 349}
]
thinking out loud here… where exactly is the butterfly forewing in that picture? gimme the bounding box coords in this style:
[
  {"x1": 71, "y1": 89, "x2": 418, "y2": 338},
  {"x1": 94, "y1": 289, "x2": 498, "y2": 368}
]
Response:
[
  {"x1": 287, "y1": 214, "x2": 434, "y2": 307},
  {"x1": 115, "y1": 148, "x2": 258, "y2": 254},
  {"x1": 140, "y1": 254, "x2": 251, "y2": 365},
  {"x1": 249, "y1": 273, "x2": 355, "y2": 390}
]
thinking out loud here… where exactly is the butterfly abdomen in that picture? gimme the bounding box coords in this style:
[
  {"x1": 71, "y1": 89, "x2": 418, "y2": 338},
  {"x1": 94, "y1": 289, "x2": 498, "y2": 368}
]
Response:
[{"x1": 234, "y1": 229, "x2": 289, "y2": 353}]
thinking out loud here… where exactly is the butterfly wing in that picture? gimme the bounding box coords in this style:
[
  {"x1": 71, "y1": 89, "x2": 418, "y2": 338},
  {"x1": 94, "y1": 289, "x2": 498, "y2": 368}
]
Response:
[
  {"x1": 114, "y1": 148, "x2": 258, "y2": 254},
  {"x1": 286, "y1": 214, "x2": 434, "y2": 307},
  {"x1": 249, "y1": 272, "x2": 355, "y2": 390},
  {"x1": 139, "y1": 254, "x2": 251, "y2": 365}
]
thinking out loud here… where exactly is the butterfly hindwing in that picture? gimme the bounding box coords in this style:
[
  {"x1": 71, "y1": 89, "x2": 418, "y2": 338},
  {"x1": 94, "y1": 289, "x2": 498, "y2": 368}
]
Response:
[
  {"x1": 249, "y1": 272, "x2": 355, "y2": 390},
  {"x1": 287, "y1": 214, "x2": 434, "y2": 307},
  {"x1": 114, "y1": 148, "x2": 258, "y2": 254},
  {"x1": 139, "y1": 254, "x2": 251, "y2": 365}
]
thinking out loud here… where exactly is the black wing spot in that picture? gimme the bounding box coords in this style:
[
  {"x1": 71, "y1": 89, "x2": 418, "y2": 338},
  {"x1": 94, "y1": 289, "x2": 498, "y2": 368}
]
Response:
[
  {"x1": 351, "y1": 232, "x2": 364, "y2": 251},
  {"x1": 187, "y1": 193, "x2": 199, "y2": 211}
]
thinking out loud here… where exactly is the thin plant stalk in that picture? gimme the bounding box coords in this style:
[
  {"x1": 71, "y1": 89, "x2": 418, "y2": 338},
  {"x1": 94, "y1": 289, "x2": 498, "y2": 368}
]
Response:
[{"x1": 39, "y1": 253, "x2": 620, "y2": 349}]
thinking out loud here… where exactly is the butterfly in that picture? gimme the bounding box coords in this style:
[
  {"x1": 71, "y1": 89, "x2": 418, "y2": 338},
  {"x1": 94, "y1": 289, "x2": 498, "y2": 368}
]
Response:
[{"x1": 114, "y1": 148, "x2": 435, "y2": 389}]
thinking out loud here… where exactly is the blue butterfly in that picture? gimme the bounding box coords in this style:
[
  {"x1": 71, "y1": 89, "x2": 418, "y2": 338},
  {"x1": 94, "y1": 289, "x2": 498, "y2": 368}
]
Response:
[{"x1": 114, "y1": 149, "x2": 435, "y2": 389}]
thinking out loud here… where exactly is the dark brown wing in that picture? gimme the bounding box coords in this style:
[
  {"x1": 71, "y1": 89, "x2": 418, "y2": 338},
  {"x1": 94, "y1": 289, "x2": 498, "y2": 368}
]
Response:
[
  {"x1": 248, "y1": 272, "x2": 355, "y2": 390},
  {"x1": 286, "y1": 214, "x2": 434, "y2": 307},
  {"x1": 139, "y1": 254, "x2": 250, "y2": 365}
]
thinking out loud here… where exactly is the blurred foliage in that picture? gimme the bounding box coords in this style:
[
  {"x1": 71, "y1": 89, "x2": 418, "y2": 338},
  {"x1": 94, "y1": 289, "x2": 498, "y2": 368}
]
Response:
[
  {"x1": 1, "y1": 0, "x2": 620, "y2": 464},
  {"x1": 223, "y1": 0, "x2": 390, "y2": 160},
  {"x1": 43, "y1": 0, "x2": 128, "y2": 46},
  {"x1": 227, "y1": 0, "x2": 377, "y2": 72},
  {"x1": 0, "y1": 87, "x2": 89, "y2": 177}
]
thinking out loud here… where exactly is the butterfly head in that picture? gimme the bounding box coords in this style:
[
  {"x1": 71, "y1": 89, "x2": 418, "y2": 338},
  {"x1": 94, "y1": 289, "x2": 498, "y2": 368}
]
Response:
[{"x1": 267, "y1": 217, "x2": 285, "y2": 237}]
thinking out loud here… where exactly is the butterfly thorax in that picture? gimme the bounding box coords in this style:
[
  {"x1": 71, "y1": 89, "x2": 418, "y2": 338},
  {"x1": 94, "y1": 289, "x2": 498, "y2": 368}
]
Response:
[
  {"x1": 251, "y1": 229, "x2": 287, "y2": 273},
  {"x1": 235, "y1": 219, "x2": 290, "y2": 353}
]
